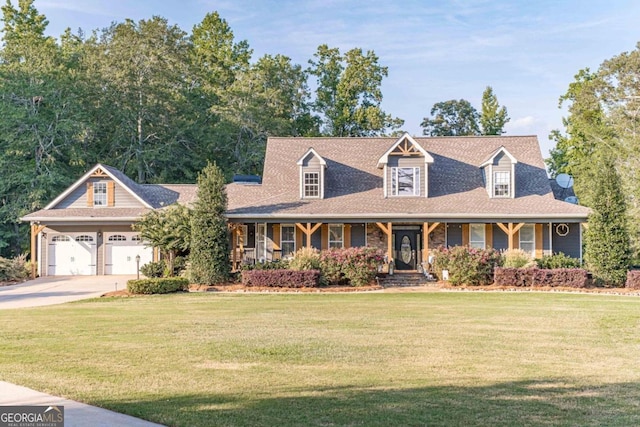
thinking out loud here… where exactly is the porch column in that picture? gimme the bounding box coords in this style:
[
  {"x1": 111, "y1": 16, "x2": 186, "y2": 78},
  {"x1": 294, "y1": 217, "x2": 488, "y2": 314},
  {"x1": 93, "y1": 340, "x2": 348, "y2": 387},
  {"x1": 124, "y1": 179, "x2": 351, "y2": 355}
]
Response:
[
  {"x1": 30, "y1": 223, "x2": 46, "y2": 279},
  {"x1": 422, "y1": 222, "x2": 440, "y2": 263},
  {"x1": 375, "y1": 222, "x2": 393, "y2": 260},
  {"x1": 496, "y1": 222, "x2": 525, "y2": 250},
  {"x1": 295, "y1": 223, "x2": 322, "y2": 249}
]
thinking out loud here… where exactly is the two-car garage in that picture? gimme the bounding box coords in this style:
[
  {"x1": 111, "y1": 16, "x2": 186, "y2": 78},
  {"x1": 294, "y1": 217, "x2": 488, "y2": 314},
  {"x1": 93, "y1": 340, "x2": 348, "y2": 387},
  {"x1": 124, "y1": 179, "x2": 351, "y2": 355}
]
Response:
[{"x1": 46, "y1": 231, "x2": 153, "y2": 276}]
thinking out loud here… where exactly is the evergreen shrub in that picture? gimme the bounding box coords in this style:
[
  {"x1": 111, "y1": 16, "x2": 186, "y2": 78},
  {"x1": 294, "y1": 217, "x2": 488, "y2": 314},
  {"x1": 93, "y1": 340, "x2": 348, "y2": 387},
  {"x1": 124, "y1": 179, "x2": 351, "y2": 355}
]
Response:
[
  {"x1": 127, "y1": 277, "x2": 189, "y2": 294},
  {"x1": 241, "y1": 269, "x2": 320, "y2": 288}
]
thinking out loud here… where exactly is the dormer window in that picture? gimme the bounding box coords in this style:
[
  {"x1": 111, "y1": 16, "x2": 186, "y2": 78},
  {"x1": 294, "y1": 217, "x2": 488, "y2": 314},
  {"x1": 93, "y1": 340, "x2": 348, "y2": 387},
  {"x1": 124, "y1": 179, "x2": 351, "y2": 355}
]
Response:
[
  {"x1": 304, "y1": 172, "x2": 320, "y2": 198},
  {"x1": 493, "y1": 171, "x2": 510, "y2": 197},
  {"x1": 480, "y1": 146, "x2": 518, "y2": 199},
  {"x1": 391, "y1": 167, "x2": 420, "y2": 196},
  {"x1": 297, "y1": 148, "x2": 326, "y2": 199}
]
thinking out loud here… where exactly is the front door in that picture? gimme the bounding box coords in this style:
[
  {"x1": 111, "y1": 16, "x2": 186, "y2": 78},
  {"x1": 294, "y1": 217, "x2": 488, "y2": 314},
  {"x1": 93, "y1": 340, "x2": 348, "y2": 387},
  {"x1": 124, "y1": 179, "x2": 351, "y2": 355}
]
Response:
[{"x1": 394, "y1": 229, "x2": 420, "y2": 270}]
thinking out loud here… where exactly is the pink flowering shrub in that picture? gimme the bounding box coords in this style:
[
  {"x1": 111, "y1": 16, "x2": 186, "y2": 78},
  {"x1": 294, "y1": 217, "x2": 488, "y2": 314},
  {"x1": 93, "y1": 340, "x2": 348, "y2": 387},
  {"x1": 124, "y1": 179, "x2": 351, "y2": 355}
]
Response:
[
  {"x1": 319, "y1": 247, "x2": 385, "y2": 287},
  {"x1": 432, "y1": 246, "x2": 502, "y2": 286}
]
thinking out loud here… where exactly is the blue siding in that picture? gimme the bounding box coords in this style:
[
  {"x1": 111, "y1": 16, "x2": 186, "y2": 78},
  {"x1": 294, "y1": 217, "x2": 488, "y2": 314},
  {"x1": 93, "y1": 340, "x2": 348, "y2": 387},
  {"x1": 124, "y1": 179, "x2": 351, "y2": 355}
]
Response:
[
  {"x1": 492, "y1": 224, "x2": 509, "y2": 251},
  {"x1": 351, "y1": 224, "x2": 366, "y2": 247},
  {"x1": 552, "y1": 223, "x2": 581, "y2": 259},
  {"x1": 447, "y1": 223, "x2": 463, "y2": 247}
]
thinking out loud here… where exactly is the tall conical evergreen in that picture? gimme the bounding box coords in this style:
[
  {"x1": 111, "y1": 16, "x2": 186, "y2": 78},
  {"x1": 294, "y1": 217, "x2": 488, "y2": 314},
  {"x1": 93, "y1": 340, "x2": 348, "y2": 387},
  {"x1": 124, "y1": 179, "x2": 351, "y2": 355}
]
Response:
[
  {"x1": 190, "y1": 162, "x2": 230, "y2": 284},
  {"x1": 584, "y1": 155, "x2": 630, "y2": 286},
  {"x1": 480, "y1": 86, "x2": 509, "y2": 135}
]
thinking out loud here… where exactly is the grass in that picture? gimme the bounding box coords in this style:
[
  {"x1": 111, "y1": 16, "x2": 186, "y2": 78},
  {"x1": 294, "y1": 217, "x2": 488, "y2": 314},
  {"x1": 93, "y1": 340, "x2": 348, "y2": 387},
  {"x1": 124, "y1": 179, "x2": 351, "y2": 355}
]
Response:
[{"x1": 0, "y1": 291, "x2": 639, "y2": 426}]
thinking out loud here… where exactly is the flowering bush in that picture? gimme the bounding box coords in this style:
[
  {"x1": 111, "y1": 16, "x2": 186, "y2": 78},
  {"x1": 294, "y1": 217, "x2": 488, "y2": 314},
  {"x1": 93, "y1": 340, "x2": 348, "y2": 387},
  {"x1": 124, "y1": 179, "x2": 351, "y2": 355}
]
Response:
[
  {"x1": 319, "y1": 247, "x2": 385, "y2": 287},
  {"x1": 431, "y1": 246, "x2": 502, "y2": 286}
]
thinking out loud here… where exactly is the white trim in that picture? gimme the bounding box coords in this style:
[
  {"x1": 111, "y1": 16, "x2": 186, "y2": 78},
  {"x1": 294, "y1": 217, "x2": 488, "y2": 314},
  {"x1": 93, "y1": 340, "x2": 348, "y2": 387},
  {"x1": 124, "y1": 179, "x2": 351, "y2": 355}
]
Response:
[
  {"x1": 383, "y1": 165, "x2": 388, "y2": 198},
  {"x1": 328, "y1": 224, "x2": 344, "y2": 248},
  {"x1": 280, "y1": 224, "x2": 296, "y2": 257},
  {"x1": 296, "y1": 148, "x2": 327, "y2": 166},
  {"x1": 44, "y1": 163, "x2": 153, "y2": 210},
  {"x1": 376, "y1": 133, "x2": 434, "y2": 168},
  {"x1": 479, "y1": 146, "x2": 518, "y2": 167},
  {"x1": 518, "y1": 224, "x2": 535, "y2": 256},
  {"x1": 469, "y1": 223, "x2": 486, "y2": 249}
]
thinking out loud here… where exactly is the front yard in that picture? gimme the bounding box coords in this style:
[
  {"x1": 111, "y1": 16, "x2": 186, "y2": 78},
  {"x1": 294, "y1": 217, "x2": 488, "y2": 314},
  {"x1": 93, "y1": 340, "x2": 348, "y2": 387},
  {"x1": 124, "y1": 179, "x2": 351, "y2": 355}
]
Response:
[{"x1": 0, "y1": 292, "x2": 639, "y2": 426}]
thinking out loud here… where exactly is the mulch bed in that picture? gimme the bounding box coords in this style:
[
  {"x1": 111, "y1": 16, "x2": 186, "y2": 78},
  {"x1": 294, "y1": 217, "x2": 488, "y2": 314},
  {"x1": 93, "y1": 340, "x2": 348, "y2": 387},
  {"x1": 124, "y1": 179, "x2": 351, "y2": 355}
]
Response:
[{"x1": 100, "y1": 281, "x2": 640, "y2": 297}]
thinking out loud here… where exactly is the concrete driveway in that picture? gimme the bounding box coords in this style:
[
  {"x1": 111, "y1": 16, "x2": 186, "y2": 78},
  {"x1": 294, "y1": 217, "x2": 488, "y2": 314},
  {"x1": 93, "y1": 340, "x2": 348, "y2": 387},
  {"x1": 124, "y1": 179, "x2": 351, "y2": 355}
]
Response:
[{"x1": 0, "y1": 275, "x2": 136, "y2": 309}]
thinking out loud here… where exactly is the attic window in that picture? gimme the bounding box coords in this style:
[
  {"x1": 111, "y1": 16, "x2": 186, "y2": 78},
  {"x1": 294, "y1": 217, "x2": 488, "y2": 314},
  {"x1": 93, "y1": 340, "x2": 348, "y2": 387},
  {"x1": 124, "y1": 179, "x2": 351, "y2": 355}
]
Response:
[
  {"x1": 94, "y1": 182, "x2": 107, "y2": 206},
  {"x1": 493, "y1": 171, "x2": 510, "y2": 197},
  {"x1": 391, "y1": 167, "x2": 420, "y2": 196},
  {"x1": 304, "y1": 172, "x2": 320, "y2": 198}
]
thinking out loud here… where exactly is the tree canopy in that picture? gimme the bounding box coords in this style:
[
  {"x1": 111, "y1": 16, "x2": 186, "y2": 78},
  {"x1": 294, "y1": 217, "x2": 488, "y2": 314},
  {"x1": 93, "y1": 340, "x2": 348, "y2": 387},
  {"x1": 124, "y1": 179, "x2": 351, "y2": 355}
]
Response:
[{"x1": 0, "y1": 1, "x2": 403, "y2": 257}]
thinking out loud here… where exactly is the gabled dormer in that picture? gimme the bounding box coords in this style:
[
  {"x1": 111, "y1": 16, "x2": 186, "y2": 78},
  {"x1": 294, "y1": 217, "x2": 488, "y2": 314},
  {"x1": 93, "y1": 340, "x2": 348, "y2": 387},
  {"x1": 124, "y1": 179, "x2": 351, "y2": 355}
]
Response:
[
  {"x1": 377, "y1": 133, "x2": 434, "y2": 198},
  {"x1": 480, "y1": 146, "x2": 518, "y2": 198},
  {"x1": 297, "y1": 148, "x2": 327, "y2": 199}
]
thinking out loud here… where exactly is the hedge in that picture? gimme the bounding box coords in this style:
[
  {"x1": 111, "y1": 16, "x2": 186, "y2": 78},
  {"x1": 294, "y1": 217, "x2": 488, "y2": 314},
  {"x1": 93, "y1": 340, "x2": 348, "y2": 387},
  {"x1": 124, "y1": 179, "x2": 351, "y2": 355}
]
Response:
[
  {"x1": 494, "y1": 267, "x2": 590, "y2": 288},
  {"x1": 626, "y1": 270, "x2": 640, "y2": 289},
  {"x1": 241, "y1": 269, "x2": 321, "y2": 288},
  {"x1": 127, "y1": 277, "x2": 190, "y2": 294}
]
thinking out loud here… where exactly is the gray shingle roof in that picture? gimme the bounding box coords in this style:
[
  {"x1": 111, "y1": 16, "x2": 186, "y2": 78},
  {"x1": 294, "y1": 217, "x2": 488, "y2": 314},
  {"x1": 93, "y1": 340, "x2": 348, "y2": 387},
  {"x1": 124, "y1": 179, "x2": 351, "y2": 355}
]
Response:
[{"x1": 226, "y1": 135, "x2": 590, "y2": 221}]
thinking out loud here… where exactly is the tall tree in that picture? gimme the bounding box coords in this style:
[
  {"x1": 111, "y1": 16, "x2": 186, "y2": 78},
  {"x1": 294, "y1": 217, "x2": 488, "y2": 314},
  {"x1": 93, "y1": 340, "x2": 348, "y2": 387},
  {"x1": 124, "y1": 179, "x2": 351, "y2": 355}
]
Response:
[
  {"x1": 421, "y1": 99, "x2": 480, "y2": 136},
  {"x1": 84, "y1": 17, "x2": 193, "y2": 184},
  {"x1": 190, "y1": 162, "x2": 229, "y2": 284},
  {"x1": 0, "y1": 0, "x2": 86, "y2": 256},
  {"x1": 584, "y1": 155, "x2": 631, "y2": 286},
  {"x1": 480, "y1": 86, "x2": 509, "y2": 135},
  {"x1": 307, "y1": 44, "x2": 403, "y2": 136}
]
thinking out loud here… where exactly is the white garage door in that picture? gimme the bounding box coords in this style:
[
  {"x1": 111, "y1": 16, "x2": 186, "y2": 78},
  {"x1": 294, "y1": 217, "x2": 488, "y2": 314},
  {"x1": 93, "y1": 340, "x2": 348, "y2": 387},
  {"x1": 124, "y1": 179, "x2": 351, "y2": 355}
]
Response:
[
  {"x1": 48, "y1": 234, "x2": 97, "y2": 276},
  {"x1": 105, "y1": 233, "x2": 153, "y2": 275}
]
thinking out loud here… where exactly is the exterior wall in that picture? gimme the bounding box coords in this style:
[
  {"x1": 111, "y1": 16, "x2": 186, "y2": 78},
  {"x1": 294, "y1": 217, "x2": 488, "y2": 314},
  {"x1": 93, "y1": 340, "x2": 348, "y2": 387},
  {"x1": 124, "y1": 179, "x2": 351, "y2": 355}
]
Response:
[
  {"x1": 492, "y1": 224, "x2": 509, "y2": 251},
  {"x1": 446, "y1": 223, "x2": 463, "y2": 247},
  {"x1": 56, "y1": 177, "x2": 143, "y2": 209},
  {"x1": 351, "y1": 224, "x2": 366, "y2": 247},
  {"x1": 551, "y1": 223, "x2": 581, "y2": 259},
  {"x1": 366, "y1": 223, "x2": 387, "y2": 253},
  {"x1": 427, "y1": 223, "x2": 446, "y2": 250},
  {"x1": 300, "y1": 153, "x2": 323, "y2": 199},
  {"x1": 387, "y1": 156, "x2": 425, "y2": 197}
]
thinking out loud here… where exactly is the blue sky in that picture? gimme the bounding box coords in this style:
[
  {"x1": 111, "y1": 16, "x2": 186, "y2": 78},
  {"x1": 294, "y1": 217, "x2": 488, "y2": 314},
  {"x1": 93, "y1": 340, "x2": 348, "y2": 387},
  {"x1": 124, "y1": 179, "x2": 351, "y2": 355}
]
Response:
[{"x1": 34, "y1": 0, "x2": 640, "y2": 157}]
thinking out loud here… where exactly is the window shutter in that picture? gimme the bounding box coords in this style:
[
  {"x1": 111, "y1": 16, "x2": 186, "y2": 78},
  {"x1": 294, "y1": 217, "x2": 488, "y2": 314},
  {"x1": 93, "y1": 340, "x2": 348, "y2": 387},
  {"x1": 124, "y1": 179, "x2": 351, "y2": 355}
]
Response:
[
  {"x1": 107, "y1": 181, "x2": 115, "y2": 206},
  {"x1": 485, "y1": 224, "x2": 493, "y2": 249},
  {"x1": 462, "y1": 224, "x2": 470, "y2": 246},
  {"x1": 344, "y1": 224, "x2": 352, "y2": 248},
  {"x1": 272, "y1": 225, "x2": 281, "y2": 250},
  {"x1": 321, "y1": 224, "x2": 328, "y2": 250},
  {"x1": 86, "y1": 182, "x2": 93, "y2": 206},
  {"x1": 535, "y1": 224, "x2": 544, "y2": 258}
]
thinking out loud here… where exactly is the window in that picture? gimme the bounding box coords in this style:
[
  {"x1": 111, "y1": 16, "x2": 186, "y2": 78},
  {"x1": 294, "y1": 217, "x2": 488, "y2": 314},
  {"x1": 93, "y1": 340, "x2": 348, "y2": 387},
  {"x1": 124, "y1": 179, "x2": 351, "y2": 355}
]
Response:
[
  {"x1": 132, "y1": 235, "x2": 142, "y2": 242},
  {"x1": 519, "y1": 225, "x2": 535, "y2": 256},
  {"x1": 256, "y1": 224, "x2": 266, "y2": 261},
  {"x1": 494, "y1": 171, "x2": 510, "y2": 197},
  {"x1": 304, "y1": 172, "x2": 320, "y2": 198},
  {"x1": 391, "y1": 167, "x2": 420, "y2": 196},
  {"x1": 52, "y1": 235, "x2": 70, "y2": 242},
  {"x1": 281, "y1": 225, "x2": 295, "y2": 257},
  {"x1": 469, "y1": 224, "x2": 485, "y2": 249},
  {"x1": 108, "y1": 235, "x2": 127, "y2": 241},
  {"x1": 93, "y1": 182, "x2": 107, "y2": 206},
  {"x1": 328, "y1": 224, "x2": 344, "y2": 248}
]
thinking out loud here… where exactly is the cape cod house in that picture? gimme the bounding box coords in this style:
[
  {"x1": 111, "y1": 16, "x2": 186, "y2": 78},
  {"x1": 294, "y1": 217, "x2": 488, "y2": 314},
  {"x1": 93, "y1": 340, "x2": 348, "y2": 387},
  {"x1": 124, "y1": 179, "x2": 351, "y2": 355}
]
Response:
[
  {"x1": 226, "y1": 134, "x2": 589, "y2": 271},
  {"x1": 22, "y1": 133, "x2": 589, "y2": 277}
]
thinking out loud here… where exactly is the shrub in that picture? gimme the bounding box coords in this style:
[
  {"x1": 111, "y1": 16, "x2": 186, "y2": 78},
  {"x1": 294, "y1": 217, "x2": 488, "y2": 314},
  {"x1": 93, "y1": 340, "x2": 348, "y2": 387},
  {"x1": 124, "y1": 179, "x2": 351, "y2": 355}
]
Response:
[
  {"x1": 494, "y1": 267, "x2": 590, "y2": 288},
  {"x1": 625, "y1": 270, "x2": 640, "y2": 289},
  {"x1": 127, "y1": 277, "x2": 189, "y2": 294},
  {"x1": 319, "y1": 247, "x2": 385, "y2": 287},
  {"x1": 140, "y1": 260, "x2": 166, "y2": 278},
  {"x1": 242, "y1": 259, "x2": 290, "y2": 271},
  {"x1": 536, "y1": 252, "x2": 581, "y2": 269},
  {"x1": 0, "y1": 254, "x2": 29, "y2": 281},
  {"x1": 432, "y1": 246, "x2": 502, "y2": 286},
  {"x1": 241, "y1": 269, "x2": 320, "y2": 288},
  {"x1": 502, "y1": 249, "x2": 536, "y2": 268},
  {"x1": 289, "y1": 247, "x2": 321, "y2": 271}
]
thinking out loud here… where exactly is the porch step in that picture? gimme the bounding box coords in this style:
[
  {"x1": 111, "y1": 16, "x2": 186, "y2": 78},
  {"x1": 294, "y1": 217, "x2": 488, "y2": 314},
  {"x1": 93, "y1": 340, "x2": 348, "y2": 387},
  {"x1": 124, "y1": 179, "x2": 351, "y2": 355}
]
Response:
[{"x1": 377, "y1": 272, "x2": 437, "y2": 288}]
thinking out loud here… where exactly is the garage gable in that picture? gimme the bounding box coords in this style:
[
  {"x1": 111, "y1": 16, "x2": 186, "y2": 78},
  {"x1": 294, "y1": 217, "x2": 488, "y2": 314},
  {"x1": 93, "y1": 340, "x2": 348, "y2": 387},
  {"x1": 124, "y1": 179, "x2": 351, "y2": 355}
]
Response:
[{"x1": 45, "y1": 164, "x2": 153, "y2": 210}]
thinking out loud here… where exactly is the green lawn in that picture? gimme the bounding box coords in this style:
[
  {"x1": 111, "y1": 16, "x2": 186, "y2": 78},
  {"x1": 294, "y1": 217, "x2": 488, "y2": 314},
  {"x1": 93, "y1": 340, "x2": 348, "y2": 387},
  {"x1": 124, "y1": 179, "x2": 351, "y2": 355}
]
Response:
[{"x1": 1, "y1": 292, "x2": 639, "y2": 426}]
